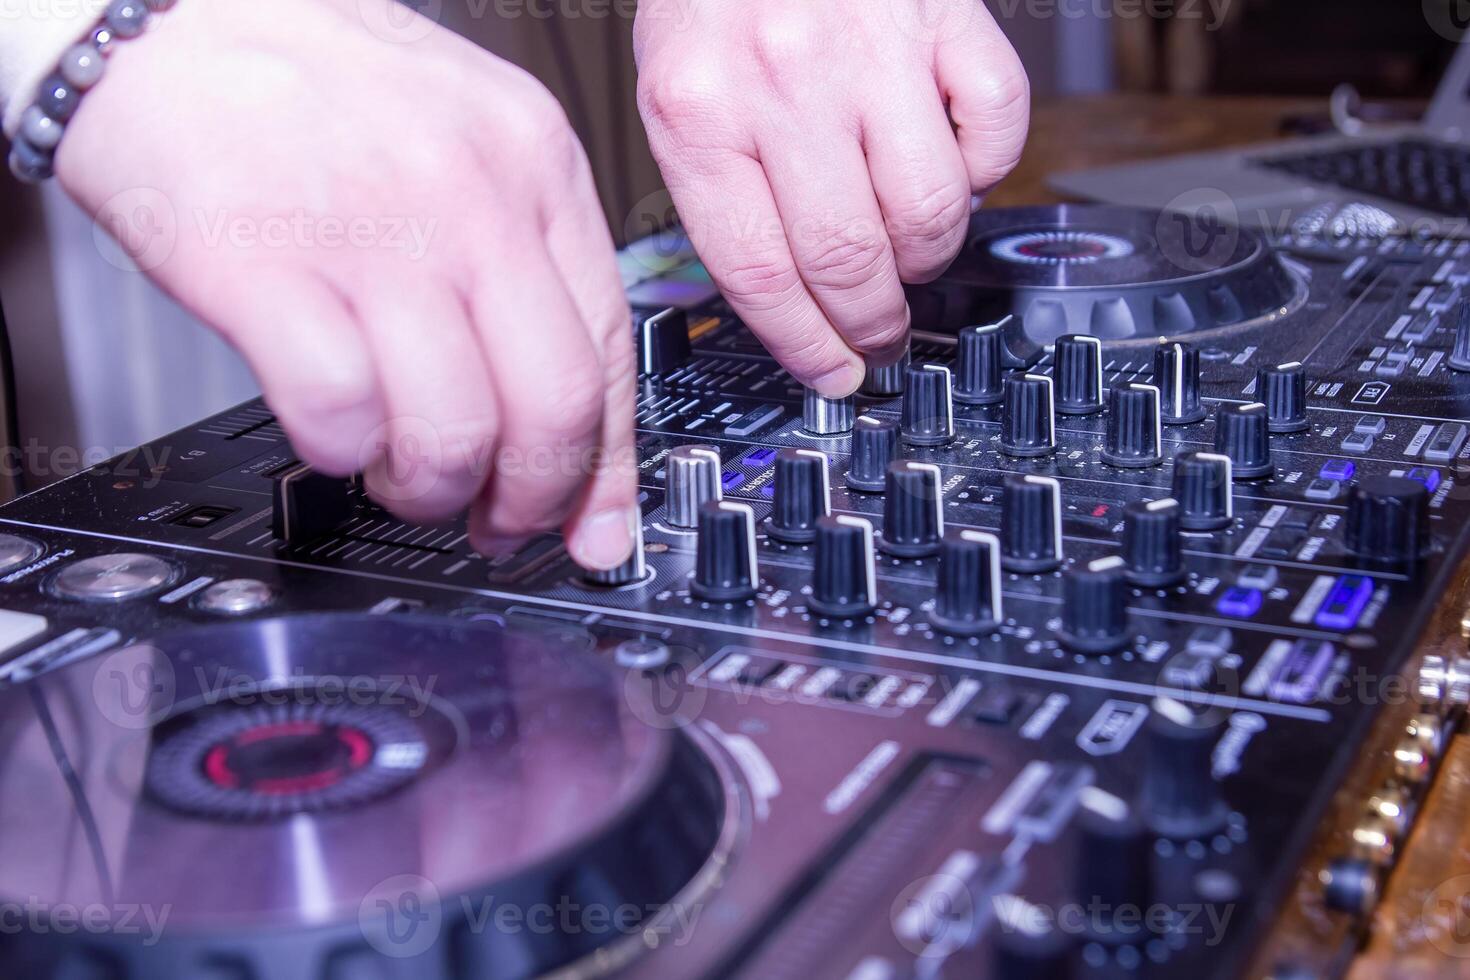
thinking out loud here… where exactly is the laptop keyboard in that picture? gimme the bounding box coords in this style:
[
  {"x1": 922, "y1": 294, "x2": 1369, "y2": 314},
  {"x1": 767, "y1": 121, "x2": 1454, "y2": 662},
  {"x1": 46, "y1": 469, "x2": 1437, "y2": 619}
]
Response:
[{"x1": 1255, "y1": 138, "x2": 1470, "y2": 217}]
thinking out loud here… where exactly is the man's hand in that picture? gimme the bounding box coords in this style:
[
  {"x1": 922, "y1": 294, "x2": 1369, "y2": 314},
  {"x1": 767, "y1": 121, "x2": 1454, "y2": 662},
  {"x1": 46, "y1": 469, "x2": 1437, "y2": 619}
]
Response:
[
  {"x1": 635, "y1": 0, "x2": 1029, "y2": 394},
  {"x1": 55, "y1": 0, "x2": 639, "y2": 570}
]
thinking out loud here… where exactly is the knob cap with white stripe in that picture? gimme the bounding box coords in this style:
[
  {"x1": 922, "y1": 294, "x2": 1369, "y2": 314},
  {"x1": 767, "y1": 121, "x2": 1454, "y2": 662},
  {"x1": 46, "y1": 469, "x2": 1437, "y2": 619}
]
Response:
[
  {"x1": 881, "y1": 461, "x2": 945, "y2": 558},
  {"x1": 845, "y1": 416, "x2": 900, "y2": 492},
  {"x1": 637, "y1": 307, "x2": 691, "y2": 375},
  {"x1": 663, "y1": 445, "x2": 722, "y2": 530},
  {"x1": 583, "y1": 518, "x2": 649, "y2": 587},
  {"x1": 1257, "y1": 361, "x2": 1309, "y2": 433},
  {"x1": 1057, "y1": 555, "x2": 1130, "y2": 654},
  {"x1": 691, "y1": 500, "x2": 759, "y2": 602},
  {"x1": 1000, "y1": 374, "x2": 1056, "y2": 457},
  {"x1": 1102, "y1": 383, "x2": 1163, "y2": 468},
  {"x1": 1053, "y1": 334, "x2": 1105, "y2": 415},
  {"x1": 929, "y1": 530, "x2": 1004, "y2": 636},
  {"x1": 1122, "y1": 498, "x2": 1185, "y2": 587},
  {"x1": 768, "y1": 449, "x2": 831, "y2": 544},
  {"x1": 1000, "y1": 474, "x2": 1064, "y2": 573},
  {"x1": 862, "y1": 346, "x2": 910, "y2": 397},
  {"x1": 1153, "y1": 340, "x2": 1205, "y2": 425},
  {"x1": 1171, "y1": 451, "x2": 1234, "y2": 531},
  {"x1": 954, "y1": 322, "x2": 1006, "y2": 405},
  {"x1": 1213, "y1": 402, "x2": 1274, "y2": 479},
  {"x1": 810, "y1": 515, "x2": 878, "y2": 617},
  {"x1": 900, "y1": 364, "x2": 955, "y2": 446}
]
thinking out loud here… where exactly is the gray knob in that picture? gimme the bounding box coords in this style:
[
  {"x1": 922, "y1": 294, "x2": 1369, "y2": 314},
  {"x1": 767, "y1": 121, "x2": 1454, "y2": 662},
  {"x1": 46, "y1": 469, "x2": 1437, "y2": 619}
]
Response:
[
  {"x1": 803, "y1": 388, "x2": 855, "y2": 436},
  {"x1": 664, "y1": 445, "x2": 722, "y2": 530},
  {"x1": 196, "y1": 578, "x2": 275, "y2": 615},
  {"x1": 862, "y1": 346, "x2": 910, "y2": 397},
  {"x1": 584, "y1": 519, "x2": 649, "y2": 587}
]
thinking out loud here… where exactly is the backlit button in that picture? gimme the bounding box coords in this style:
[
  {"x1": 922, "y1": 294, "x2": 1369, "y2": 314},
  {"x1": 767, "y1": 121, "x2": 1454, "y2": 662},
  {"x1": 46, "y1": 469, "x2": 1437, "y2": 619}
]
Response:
[
  {"x1": 1215, "y1": 587, "x2": 1262, "y2": 619},
  {"x1": 1319, "y1": 459, "x2": 1356, "y2": 482}
]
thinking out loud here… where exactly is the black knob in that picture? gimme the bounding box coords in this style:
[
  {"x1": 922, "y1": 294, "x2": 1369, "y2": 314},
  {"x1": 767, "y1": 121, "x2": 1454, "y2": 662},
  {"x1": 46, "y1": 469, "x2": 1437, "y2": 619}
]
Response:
[
  {"x1": 1153, "y1": 340, "x2": 1204, "y2": 424},
  {"x1": 637, "y1": 307, "x2": 691, "y2": 374},
  {"x1": 929, "y1": 530, "x2": 1004, "y2": 636},
  {"x1": 583, "y1": 519, "x2": 648, "y2": 587},
  {"x1": 768, "y1": 449, "x2": 831, "y2": 544},
  {"x1": 664, "y1": 445, "x2": 723, "y2": 529},
  {"x1": 881, "y1": 461, "x2": 945, "y2": 558},
  {"x1": 846, "y1": 416, "x2": 900, "y2": 492},
  {"x1": 1123, "y1": 498, "x2": 1185, "y2": 587},
  {"x1": 271, "y1": 463, "x2": 353, "y2": 544},
  {"x1": 1213, "y1": 402, "x2": 1273, "y2": 479},
  {"x1": 1171, "y1": 451, "x2": 1234, "y2": 531},
  {"x1": 1000, "y1": 374, "x2": 1056, "y2": 457},
  {"x1": 862, "y1": 346, "x2": 910, "y2": 396},
  {"x1": 954, "y1": 323, "x2": 1006, "y2": 405},
  {"x1": 1257, "y1": 362, "x2": 1310, "y2": 433},
  {"x1": 810, "y1": 515, "x2": 877, "y2": 617},
  {"x1": 1102, "y1": 383, "x2": 1163, "y2": 468},
  {"x1": 1141, "y1": 697, "x2": 1230, "y2": 840},
  {"x1": 1074, "y1": 787, "x2": 1154, "y2": 945},
  {"x1": 1057, "y1": 556, "x2": 1130, "y2": 654},
  {"x1": 1450, "y1": 301, "x2": 1470, "y2": 372},
  {"x1": 1345, "y1": 475, "x2": 1431, "y2": 564},
  {"x1": 992, "y1": 901, "x2": 1074, "y2": 980},
  {"x1": 691, "y1": 500, "x2": 758, "y2": 602},
  {"x1": 1053, "y1": 334, "x2": 1105, "y2": 415},
  {"x1": 1001, "y1": 474, "x2": 1064, "y2": 573},
  {"x1": 901, "y1": 364, "x2": 955, "y2": 446}
]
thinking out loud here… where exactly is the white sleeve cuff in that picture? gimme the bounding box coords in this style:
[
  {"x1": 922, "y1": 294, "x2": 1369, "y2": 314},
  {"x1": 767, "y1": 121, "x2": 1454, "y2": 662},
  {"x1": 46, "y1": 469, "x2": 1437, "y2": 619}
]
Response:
[{"x1": 1, "y1": 0, "x2": 110, "y2": 138}]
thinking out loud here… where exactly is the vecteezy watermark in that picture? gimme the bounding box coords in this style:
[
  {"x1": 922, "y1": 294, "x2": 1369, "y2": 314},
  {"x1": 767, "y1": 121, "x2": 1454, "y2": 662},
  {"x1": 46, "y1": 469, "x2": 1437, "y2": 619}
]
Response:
[
  {"x1": 358, "y1": 0, "x2": 694, "y2": 43},
  {"x1": 193, "y1": 208, "x2": 438, "y2": 261},
  {"x1": 0, "y1": 898, "x2": 171, "y2": 946},
  {"x1": 358, "y1": 874, "x2": 704, "y2": 959},
  {"x1": 0, "y1": 440, "x2": 171, "y2": 485},
  {"x1": 1426, "y1": 0, "x2": 1470, "y2": 41},
  {"x1": 993, "y1": 0, "x2": 1234, "y2": 31},
  {"x1": 1156, "y1": 187, "x2": 1241, "y2": 273},
  {"x1": 990, "y1": 894, "x2": 1236, "y2": 947},
  {"x1": 94, "y1": 187, "x2": 178, "y2": 273},
  {"x1": 1424, "y1": 873, "x2": 1470, "y2": 957}
]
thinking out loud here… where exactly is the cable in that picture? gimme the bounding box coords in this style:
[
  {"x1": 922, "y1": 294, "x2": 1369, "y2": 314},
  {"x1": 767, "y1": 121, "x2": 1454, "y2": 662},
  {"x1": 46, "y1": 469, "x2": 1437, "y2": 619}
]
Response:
[{"x1": 28, "y1": 682, "x2": 115, "y2": 906}]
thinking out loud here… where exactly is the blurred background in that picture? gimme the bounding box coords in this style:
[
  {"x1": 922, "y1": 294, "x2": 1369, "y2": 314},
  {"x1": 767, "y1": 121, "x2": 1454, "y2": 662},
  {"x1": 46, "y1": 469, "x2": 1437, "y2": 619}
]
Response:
[{"x1": 0, "y1": 0, "x2": 1461, "y2": 498}]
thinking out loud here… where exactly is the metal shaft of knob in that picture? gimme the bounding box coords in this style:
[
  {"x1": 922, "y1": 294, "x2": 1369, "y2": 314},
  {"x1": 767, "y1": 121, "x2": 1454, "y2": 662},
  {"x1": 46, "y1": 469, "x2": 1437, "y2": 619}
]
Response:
[
  {"x1": 584, "y1": 519, "x2": 649, "y2": 587},
  {"x1": 664, "y1": 446, "x2": 722, "y2": 530},
  {"x1": 862, "y1": 346, "x2": 911, "y2": 397},
  {"x1": 802, "y1": 389, "x2": 855, "y2": 436}
]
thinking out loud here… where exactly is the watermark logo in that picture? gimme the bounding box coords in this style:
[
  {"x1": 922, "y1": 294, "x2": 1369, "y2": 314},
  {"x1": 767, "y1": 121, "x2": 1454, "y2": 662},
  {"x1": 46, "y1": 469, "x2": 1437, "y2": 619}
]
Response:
[
  {"x1": 359, "y1": 0, "x2": 441, "y2": 43},
  {"x1": 360, "y1": 874, "x2": 444, "y2": 958},
  {"x1": 1157, "y1": 187, "x2": 1240, "y2": 274},
  {"x1": 1426, "y1": 0, "x2": 1470, "y2": 41},
  {"x1": 621, "y1": 657, "x2": 708, "y2": 730},
  {"x1": 91, "y1": 646, "x2": 176, "y2": 730},
  {"x1": 93, "y1": 186, "x2": 177, "y2": 273},
  {"x1": 360, "y1": 416, "x2": 447, "y2": 504},
  {"x1": 891, "y1": 0, "x2": 978, "y2": 44},
  {"x1": 1424, "y1": 873, "x2": 1470, "y2": 957}
]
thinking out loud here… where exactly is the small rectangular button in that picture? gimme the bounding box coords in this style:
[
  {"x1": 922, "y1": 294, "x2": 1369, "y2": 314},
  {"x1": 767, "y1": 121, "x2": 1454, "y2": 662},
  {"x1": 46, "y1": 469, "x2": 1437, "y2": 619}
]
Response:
[
  {"x1": 724, "y1": 404, "x2": 782, "y2": 437},
  {"x1": 741, "y1": 447, "x2": 777, "y2": 467},
  {"x1": 1374, "y1": 360, "x2": 1406, "y2": 378},
  {"x1": 1305, "y1": 479, "x2": 1342, "y2": 501},
  {"x1": 1216, "y1": 587, "x2": 1263, "y2": 619},
  {"x1": 1186, "y1": 626, "x2": 1234, "y2": 655},
  {"x1": 1424, "y1": 423, "x2": 1467, "y2": 464},
  {"x1": 1354, "y1": 416, "x2": 1387, "y2": 435},
  {"x1": 969, "y1": 688, "x2": 1023, "y2": 725},
  {"x1": 720, "y1": 470, "x2": 745, "y2": 493},
  {"x1": 1341, "y1": 432, "x2": 1375, "y2": 453},
  {"x1": 0, "y1": 609, "x2": 47, "y2": 658},
  {"x1": 1319, "y1": 459, "x2": 1356, "y2": 482},
  {"x1": 1238, "y1": 564, "x2": 1278, "y2": 590},
  {"x1": 1404, "y1": 467, "x2": 1442, "y2": 493},
  {"x1": 1314, "y1": 575, "x2": 1374, "y2": 631}
]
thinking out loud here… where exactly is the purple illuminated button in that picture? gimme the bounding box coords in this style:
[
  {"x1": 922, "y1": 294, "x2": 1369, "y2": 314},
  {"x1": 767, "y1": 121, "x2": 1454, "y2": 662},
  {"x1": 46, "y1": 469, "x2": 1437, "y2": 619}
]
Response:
[
  {"x1": 1268, "y1": 640, "x2": 1336, "y2": 704},
  {"x1": 721, "y1": 470, "x2": 745, "y2": 493},
  {"x1": 1215, "y1": 587, "x2": 1262, "y2": 619},
  {"x1": 1319, "y1": 459, "x2": 1356, "y2": 482},
  {"x1": 742, "y1": 448, "x2": 777, "y2": 467},
  {"x1": 1313, "y1": 575, "x2": 1374, "y2": 630}
]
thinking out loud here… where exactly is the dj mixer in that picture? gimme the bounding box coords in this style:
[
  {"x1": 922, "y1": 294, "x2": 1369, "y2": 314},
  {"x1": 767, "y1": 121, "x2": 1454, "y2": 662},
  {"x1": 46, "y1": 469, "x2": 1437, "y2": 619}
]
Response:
[{"x1": 0, "y1": 204, "x2": 1468, "y2": 979}]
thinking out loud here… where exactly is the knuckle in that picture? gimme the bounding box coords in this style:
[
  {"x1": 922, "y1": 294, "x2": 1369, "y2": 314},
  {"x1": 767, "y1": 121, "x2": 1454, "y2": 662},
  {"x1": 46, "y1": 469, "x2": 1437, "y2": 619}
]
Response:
[
  {"x1": 637, "y1": 61, "x2": 727, "y2": 137},
  {"x1": 718, "y1": 257, "x2": 803, "y2": 311},
  {"x1": 535, "y1": 374, "x2": 605, "y2": 439},
  {"x1": 848, "y1": 317, "x2": 909, "y2": 354},
  {"x1": 287, "y1": 372, "x2": 378, "y2": 425},
  {"x1": 748, "y1": 12, "x2": 820, "y2": 81},
  {"x1": 800, "y1": 225, "x2": 890, "y2": 290},
  {"x1": 889, "y1": 183, "x2": 970, "y2": 251},
  {"x1": 778, "y1": 329, "x2": 851, "y2": 383}
]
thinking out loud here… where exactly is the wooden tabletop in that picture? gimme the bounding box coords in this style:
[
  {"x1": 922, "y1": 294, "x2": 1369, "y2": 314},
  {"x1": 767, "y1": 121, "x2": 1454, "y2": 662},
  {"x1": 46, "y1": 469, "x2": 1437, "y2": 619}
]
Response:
[{"x1": 1007, "y1": 94, "x2": 1468, "y2": 977}]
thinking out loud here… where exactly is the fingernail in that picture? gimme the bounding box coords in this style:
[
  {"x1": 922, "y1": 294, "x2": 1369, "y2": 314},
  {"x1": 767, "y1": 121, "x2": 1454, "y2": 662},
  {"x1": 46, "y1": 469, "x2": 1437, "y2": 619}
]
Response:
[
  {"x1": 970, "y1": 194, "x2": 985, "y2": 214},
  {"x1": 812, "y1": 363, "x2": 864, "y2": 399},
  {"x1": 573, "y1": 508, "x2": 637, "y2": 571}
]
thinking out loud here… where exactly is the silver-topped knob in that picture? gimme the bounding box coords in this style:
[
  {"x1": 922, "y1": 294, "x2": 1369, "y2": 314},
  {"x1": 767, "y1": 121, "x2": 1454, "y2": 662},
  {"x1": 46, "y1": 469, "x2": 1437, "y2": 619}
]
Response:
[
  {"x1": 664, "y1": 445, "x2": 722, "y2": 530},
  {"x1": 583, "y1": 519, "x2": 649, "y2": 587},
  {"x1": 196, "y1": 578, "x2": 275, "y2": 615},
  {"x1": 0, "y1": 534, "x2": 42, "y2": 575},
  {"x1": 52, "y1": 553, "x2": 177, "y2": 602},
  {"x1": 803, "y1": 388, "x2": 855, "y2": 436}
]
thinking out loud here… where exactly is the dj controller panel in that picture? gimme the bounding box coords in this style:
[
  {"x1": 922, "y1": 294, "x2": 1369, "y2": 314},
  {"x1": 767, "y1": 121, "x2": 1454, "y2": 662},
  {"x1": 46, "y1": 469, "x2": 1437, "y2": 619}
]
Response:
[{"x1": 1, "y1": 206, "x2": 1469, "y2": 979}]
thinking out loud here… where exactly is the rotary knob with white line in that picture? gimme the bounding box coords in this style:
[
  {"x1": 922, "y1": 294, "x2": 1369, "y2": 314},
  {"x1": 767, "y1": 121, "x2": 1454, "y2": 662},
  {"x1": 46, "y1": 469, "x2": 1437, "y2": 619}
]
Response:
[
  {"x1": 1141, "y1": 697, "x2": 1231, "y2": 840},
  {"x1": 1257, "y1": 361, "x2": 1310, "y2": 433},
  {"x1": 1171, "y1": 451, "x2": 1234, "y2": 531},
  {"x1": 663, "y1": 445, "x2": 722, "y2": 530},
  {"x1": 1153, "y1": 340, "x2": 1205, "y2": 424},
  {"x1": 845, "y1": 416, "x2": 900, "y2": 493},
  {"x1": 928, "y1": 530, "x2": 1004, "y2": 636},
  {"x1": 900, "y1": 364, "x2": 955, "y2": 446},
  {"x1": 954, "y1": 322, "x2": 1006, "y2": 405},
  {"x1": 1052, "y1": 334, "x2": 1104, "y2": 415},
  {"x1": 1000, "y1": 474, "x2": 1064, "y2": 573},
  {"x1": 768, "y1": 449, "x2": 831, "y2": 544},
  {"x1": 1073, "y1": 787, "x2": 1155, "y2": 945},
  {"x1": 802, "y1": 388, "x2": 854, "y2": 436},
  {"x1": 691, "y1": 500, "x2": 759, "y2": 602},
  {"x1": 1102, "y1": 383, "x2": 1163, "y2": 468},
  {"x1": 1000, "y1": 374, "x2": 1056, "y2": 457},
  {"x1": 1122, "y1": 498, "x2": 1185, "y2": 587},
  {"x1": 1213, "y1": 402, "x2": 1274, "y2": 479},
  {"x1": 1057, "y1": 556, "x2": 1130, "y2": 654},
  {"x1": 810, "y1": 515, "x2": 878, "y2": 617},
  {"x1": 583, "y1": 518, "x2": 649, "y2": 587},
  {"x1": 881, "y1": 461, "x2": 945, "y2": 558},
  {"x1": 51, "y1": 553, "x2": 178, "y2": 602},
  {"x1": 862, "y1": 346, "x2": 910, "y2": 397}
]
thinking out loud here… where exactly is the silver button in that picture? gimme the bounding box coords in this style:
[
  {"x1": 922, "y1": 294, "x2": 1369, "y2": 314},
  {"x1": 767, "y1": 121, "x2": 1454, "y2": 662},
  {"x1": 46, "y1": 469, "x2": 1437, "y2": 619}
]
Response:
[
  {"x1": 52, "y1": 553, "x2": 177, "y2": 601},
  {"x1": 0, "y1": 534, "x2": 42, "y2": 575},
  {"x1": 196, "y1": 578, "x2": 274, "y2": 615}
]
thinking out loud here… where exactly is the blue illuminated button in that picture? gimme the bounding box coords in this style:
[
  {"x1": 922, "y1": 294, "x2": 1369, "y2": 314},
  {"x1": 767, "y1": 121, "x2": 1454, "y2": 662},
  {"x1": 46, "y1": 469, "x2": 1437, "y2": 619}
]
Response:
[
  {"x1": 721, "y1": 470, "x2": 745, "y2": 493},
  {"x1": 1216, "y1": 587, "x2": 1263, "y2": 619},
  {"x1": 1314, "y1": 575, "x2": 1374, "y2": 630},
  {"x1": 741, "y1": 448, "x2": 777, "y2": 467},
  {"x1": 1404, "y1": 467, "x2": 1441, "y2": 493},
  {"x1": 760, "y1": 484, "x2": 775, "y2": 499},
  {"x1": 1319, "y1": 459, "x2": 1356, "y2": 482}
]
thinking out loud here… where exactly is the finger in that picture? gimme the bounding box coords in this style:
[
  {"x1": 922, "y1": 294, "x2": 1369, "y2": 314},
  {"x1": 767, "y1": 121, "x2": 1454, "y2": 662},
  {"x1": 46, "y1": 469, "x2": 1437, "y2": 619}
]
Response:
[
  {"x1": 467, "y1": 241, "x2": 607, "y2": 549},
  {"x1": 862, "y1": 72, "x2": 973, "y2": 283},
  {"x1": 354, "y1": 280, "x2": 500, "y2": 524},
  {"x1": 654, "y1": 152, "x2": 864, "y2": 396},
  {"x1": 541, "y1": 157, "x2": 641, "y2": 570},
  {"x1": 935, "y1": 17, "x2": 1031, "y2": 200},
  {"x1": 756, "y1": 132, "x2": 911, "y2": 356},
  {"x1": 213, "y1": 272, "x2": 385, "y2": 477}
]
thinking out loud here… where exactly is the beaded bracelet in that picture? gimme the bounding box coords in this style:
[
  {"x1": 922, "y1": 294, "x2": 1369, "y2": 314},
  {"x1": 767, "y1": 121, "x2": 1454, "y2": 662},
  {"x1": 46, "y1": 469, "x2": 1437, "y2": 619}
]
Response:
[{"x1": 8, "y1": 0, "x2": 178, "y2": 183}]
